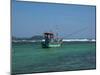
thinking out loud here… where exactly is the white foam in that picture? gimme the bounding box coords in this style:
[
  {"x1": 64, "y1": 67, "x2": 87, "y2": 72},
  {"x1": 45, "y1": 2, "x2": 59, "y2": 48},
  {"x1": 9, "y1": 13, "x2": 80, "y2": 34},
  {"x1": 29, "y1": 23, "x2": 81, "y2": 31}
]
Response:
[
  {"x1": 62, "y1": 39, "x2": 96, "y2": 42},
  {"x1": 12, "y1": 39, "x2": 96, "y2": 42}
]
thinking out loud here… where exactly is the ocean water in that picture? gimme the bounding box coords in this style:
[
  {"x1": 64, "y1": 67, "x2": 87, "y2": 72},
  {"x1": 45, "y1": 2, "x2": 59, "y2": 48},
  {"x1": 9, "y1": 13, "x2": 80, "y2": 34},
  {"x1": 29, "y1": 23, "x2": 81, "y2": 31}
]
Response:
[{"x1": 12, "y1": 42, "x2": 96, "y2": 74}]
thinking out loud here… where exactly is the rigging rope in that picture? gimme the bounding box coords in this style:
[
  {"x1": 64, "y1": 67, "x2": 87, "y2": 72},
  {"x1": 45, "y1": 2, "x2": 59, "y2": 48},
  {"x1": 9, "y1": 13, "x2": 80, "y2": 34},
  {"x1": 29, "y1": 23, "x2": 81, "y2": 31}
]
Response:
[{"x1": 64, "y1": 26, "x2": 89, "y2": 38}]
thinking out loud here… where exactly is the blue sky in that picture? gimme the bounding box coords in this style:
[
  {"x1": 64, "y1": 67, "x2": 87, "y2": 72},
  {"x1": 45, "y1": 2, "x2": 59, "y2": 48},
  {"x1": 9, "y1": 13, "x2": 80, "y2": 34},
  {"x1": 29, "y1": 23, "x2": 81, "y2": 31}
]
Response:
[{"x1": 12, "y1": 0, "x2": 96, "y2": 39}]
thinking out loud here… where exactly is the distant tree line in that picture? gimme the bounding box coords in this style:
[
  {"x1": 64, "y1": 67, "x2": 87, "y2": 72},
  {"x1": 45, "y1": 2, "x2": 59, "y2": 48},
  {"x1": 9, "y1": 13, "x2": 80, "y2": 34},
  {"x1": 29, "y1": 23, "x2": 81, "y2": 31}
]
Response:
[{"x1": 12, "y1": 35, "x2": 44, "y2": 40}]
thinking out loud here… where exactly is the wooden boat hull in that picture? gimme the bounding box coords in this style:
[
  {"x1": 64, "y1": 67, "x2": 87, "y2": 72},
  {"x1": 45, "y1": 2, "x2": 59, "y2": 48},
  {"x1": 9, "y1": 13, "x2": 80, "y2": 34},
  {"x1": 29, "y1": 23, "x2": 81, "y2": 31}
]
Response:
[
  {"x1": 42, "y1": 42, "x2": 61, "y2": 48},
  {"x1": 49, "y1": 44, "x2": 61, "y2": 47}
]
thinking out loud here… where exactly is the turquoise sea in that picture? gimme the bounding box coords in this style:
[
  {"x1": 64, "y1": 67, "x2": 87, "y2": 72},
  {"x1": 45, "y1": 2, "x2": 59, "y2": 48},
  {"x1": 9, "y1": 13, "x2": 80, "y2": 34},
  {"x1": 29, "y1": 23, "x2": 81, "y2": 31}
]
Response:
[{"x1": 12, "y1": 42, "x2": 96, "y2": 74}]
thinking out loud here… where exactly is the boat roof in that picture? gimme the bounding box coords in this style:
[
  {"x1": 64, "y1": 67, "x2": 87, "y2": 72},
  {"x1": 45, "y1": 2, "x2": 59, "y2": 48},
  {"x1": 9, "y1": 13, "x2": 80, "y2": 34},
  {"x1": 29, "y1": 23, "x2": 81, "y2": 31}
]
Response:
[{"x1": 44, "y1": 32, "x2": 53, "y2": 35}]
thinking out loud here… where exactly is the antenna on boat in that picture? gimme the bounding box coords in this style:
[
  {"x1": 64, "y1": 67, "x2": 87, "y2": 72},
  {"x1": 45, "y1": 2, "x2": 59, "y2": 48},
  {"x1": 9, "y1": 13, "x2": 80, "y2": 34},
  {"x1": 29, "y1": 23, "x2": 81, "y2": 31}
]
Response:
[{"x1": 55, "y1": 25, "x2": 59, "y2": 39}]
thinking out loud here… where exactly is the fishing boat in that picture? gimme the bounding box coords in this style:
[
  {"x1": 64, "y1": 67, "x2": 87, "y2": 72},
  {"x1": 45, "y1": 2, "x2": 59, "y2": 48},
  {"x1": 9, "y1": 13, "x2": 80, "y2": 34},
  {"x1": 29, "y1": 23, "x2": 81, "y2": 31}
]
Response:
[{"x1": 41, "y1": 32, "x2": 62, "y2": 48}]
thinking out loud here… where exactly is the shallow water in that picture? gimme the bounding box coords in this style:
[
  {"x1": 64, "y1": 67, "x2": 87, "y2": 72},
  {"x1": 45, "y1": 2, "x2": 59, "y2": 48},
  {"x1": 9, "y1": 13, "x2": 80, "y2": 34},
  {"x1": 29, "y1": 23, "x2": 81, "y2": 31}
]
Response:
[{"x1": 12, "y1": 42, "x2": 96, "y2": 74}]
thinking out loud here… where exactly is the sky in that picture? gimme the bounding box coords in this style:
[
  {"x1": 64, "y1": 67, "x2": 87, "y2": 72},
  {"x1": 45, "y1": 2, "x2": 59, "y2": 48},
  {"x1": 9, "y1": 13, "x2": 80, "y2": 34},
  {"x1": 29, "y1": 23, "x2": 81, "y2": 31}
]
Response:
[{"x1": 12, "y1": 0, "x2": 96, "y2": 39}]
